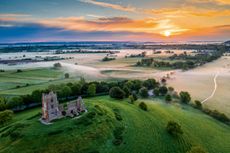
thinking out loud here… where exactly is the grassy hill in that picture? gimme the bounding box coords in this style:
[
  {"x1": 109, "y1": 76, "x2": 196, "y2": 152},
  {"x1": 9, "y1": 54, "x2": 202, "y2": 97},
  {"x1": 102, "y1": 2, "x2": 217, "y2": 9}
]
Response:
[{"x1": 0, "y1": 96, "x2": 229, "y2": 153}]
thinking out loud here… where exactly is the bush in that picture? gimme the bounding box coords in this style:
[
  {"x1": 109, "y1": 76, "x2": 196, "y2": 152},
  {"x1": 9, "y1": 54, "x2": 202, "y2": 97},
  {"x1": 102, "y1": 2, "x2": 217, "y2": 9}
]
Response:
[
  {"x1": 53, "y1": 62, "x2": 62, "y2": 68},
  {"x1": 109, "y1": 87, "x2": 125, "y2": 99},
  {"x1": 17, "y1": 69, "x2": 22, "y2": 73},
  {"x1": 165, "y1": 94, "x2": 172, "y2": 102},
  {"x1": 128, "y1": 95, "x2": 135, "y2": 104},
  {"x1": 0, "y1": 110, "x2": 13, "y2": 126},
  {"x1": 194, "y1": 100, "x2": 202, "y2": 109},
  {"x1": 64, "y1": 73, "x2": 70, "y2": 79},
  {"x1": 187, "y1": 146, "x2": 208, "y2": 153},
  {"x1": 139, "y1": 87, "x2": 148, "y2": 98},
  {"x1": 179, "y1": 91, "x2": 191, "y2": 104},
  {"x1": 159, "y1": 86, "x2": 168, "y2": 96},
  {"x1": 102, "y1": 56, "x2": 115, "y2": 61},
  {"x1": 139, "y1": 102, "x2": 148, "y2": 111},
  {"x1": 166, "y1": 121, "x2": 183, "y2": 136}
]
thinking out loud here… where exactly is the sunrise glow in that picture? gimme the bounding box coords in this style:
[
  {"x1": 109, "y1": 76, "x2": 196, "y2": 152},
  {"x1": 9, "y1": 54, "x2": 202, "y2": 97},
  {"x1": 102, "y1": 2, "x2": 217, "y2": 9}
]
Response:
[{"x1": 164, "y1": 31, "x2": 171, "y2": 37}]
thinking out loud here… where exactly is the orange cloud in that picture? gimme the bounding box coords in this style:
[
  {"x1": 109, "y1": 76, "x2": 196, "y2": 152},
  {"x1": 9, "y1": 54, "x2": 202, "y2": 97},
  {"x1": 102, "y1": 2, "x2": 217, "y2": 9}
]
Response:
[{"x1": 189, "y1": 0, "x2": 230, "y2": 5}]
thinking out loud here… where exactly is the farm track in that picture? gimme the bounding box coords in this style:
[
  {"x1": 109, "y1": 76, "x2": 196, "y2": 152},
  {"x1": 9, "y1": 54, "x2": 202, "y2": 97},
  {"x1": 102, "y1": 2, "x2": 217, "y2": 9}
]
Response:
[{"x1": 202, "y1": 72, "x2": 219, "y2": 103}]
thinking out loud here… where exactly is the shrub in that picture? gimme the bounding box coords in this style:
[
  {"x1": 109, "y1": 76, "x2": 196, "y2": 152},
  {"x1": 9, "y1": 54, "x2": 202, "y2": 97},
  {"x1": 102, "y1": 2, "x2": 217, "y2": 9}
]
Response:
[
  {"x1": 0, "y1": 110, "x2": 13, "y2": 126},
  {"x1": 128, "y1": 95, "x2": 135, "y2": 104},
  {"x1": 17, "y1": 69, "x2": 22, "y2": 73},
  {"x1": 165, "y1": 94, "x2": 172, "y2": 102},
  {"x1": 187, "y1": 146, "x2": 208, "y2": 153},
  {"x1": 139, "y1": 102, "x2": 148, "y2": 111},
  {"x1": 64, "y1": 73, "x2": 70, "y2": 79},
  {"x1": 53, "y1": 62, "x2": 61, "y2": 68},
  {"x1": 166, "y1": 121, "x2": 183, "y2": 136},
  {"x1": 194, "y1": 100, "x2": 202, "y2": 109},
  {"x1": 179, "y1": 91, "x2": 191, "y2": 104},
  {"x1": 159, "y1": 86, "x2": 168, "y2": 96},
  {"x1": 139, "y1": 87, "x2": 148, "y2": 98},
  {"x1": 102, "y1": 56, "x2": 115, "y2": 61},
  {"x1": 109, "y1": 87, "x2": 125, "y2": 99}
]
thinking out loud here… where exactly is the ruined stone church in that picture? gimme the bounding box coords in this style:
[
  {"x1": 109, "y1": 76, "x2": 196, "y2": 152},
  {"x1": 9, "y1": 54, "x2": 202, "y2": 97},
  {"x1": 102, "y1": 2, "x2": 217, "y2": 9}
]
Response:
[{"x1": 41, "y1": 91, "x2": 86, "y2": 123}]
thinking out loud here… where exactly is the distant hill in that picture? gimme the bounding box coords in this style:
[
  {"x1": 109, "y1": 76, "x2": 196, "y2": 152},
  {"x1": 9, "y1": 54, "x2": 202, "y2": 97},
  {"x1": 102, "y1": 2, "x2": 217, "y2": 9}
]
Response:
[
  {"x1": 224, "y1": 40, "x2": 230, "y2": 46},
  {"x1": 0, "y1": 96, "x2": 229, "y2": 153}
]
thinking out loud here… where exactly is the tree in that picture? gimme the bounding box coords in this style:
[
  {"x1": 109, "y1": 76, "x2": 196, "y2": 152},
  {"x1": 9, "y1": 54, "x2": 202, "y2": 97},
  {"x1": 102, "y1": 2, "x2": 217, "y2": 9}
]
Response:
[
  {"x1": 143, "y1": 79, "x2": 157, "y2": 89},
  {"x1": 123, "y1": 85, "x2": 131, "y2": 97},
  {"x1": 17, "y1": 69, "x2": 22, "y2": 73},
  {"x1": 61, "y1": 86, "x2": 72, "y2": 98},
  {"x1": 153, "y1": 88, "x2": 160, "y2": 96},
  {"x1": 0, "y1": 110, "x2": 13, "y2": 126},
  {"x1": 165, "y1": 94, "x2": 172, "y2": 102},
  {"x1": 187, "y1": 146, "x2": 208, "y2": 153},
  {"x1": 54, "y1": 63, "x2": 61, "y2": 68},
  {"x1": 31, "y1": 90, "x2": 42, "y2": 103},
  {"x1": 139, "y1": 87, "x2": 148, "y2": 98},
  {"x1": 124, "y1": 80, "x2": 134, "y2": 91},
  {"x1": 7, "y1": 97, "x2": 23, "y2": 109},
  {"x1": 159, "y1": 86, "x2": 168, "y2": 96},
  {"x1": 179, "y1": 91, "x2": 191, "y2": 104},
  {"x1": 194, "y1": 100, "x2": 202, "y2": 109},
  {"x1": 109, "y1": 87, "x2": 125, "y2": 99},
  {"x1": 139, "y1": 102, "x2": 148, "y2": 111},
  {"x1": 53, "y1": 63, "x2": 61, "y2": 68},
  {"x1": 87, "y1": 84, "x2": 96, "y2": 97},
  {"x1": 168, "y1": 87, "x2": 174, "y2": 93},
  {"x1": 21, "y1": 94, "x2": 33, "y2": 106},
  {"x1": 166, "y1": 121, "x2": 183, "y2": 136},
  {"x1": 64, "y1": 73, "x2": 70, "y2": 79},
  {"x1": 71, "y1": 83, "x2": 82, "y2": 96},
  {"x1": 132, "y1": 80, "x2": 142, "y2": 91}
]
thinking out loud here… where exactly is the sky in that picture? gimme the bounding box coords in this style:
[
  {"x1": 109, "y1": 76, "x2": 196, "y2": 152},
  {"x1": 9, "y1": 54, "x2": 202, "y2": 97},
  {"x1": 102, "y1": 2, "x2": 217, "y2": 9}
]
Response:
[{"x1": 0, "y1": 0, "x2": 229, "y2": 42}]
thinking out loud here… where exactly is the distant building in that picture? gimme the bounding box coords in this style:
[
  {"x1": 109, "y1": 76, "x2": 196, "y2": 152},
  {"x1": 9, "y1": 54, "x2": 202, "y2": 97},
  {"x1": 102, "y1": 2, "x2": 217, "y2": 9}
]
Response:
[{"x1": 41, "y1": 91, "x2": 86, "y2": 123}]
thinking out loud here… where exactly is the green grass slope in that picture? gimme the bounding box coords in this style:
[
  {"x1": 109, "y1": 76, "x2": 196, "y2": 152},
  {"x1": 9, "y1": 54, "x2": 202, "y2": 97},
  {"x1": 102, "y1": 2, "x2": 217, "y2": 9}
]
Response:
[{"x1": 0, "y1": 96, "x2": 229, "y2": 153}]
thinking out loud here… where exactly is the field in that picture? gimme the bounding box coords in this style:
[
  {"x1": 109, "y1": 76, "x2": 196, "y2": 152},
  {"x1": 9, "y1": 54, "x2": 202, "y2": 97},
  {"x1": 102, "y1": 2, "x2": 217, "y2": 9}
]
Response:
[
  {"x1": 0, "y1": 51, "x2": 230, "y2": 117},
  {"x1": 0, "y1": 96, "x2": 229, "y2": 153}
]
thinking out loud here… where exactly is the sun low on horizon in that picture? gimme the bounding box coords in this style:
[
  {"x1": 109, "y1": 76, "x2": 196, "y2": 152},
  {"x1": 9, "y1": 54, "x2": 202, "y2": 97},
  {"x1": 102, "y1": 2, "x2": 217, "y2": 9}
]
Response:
[
  {"x1": 164, "y1": 31, "x2": 171, "y2": 37},
  {"x1": 0, "y1": 0, "x2": 229, "y2": 42}
]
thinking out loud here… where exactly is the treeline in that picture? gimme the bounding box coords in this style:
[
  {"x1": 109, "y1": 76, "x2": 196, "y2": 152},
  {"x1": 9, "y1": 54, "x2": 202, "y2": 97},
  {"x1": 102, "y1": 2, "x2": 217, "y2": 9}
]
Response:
[
  {"x1": 136, "y1": 47, "x2": 226, "y2": 70},
  {"x1": 136, "y1": 58, "x2": 197, "y2": 70},
  {"x1": 0, "y1": 78, "x2": 158, "y2": 112},
  {"x1": 0, "y1": 78, "x2": 229, "y2": 125}
]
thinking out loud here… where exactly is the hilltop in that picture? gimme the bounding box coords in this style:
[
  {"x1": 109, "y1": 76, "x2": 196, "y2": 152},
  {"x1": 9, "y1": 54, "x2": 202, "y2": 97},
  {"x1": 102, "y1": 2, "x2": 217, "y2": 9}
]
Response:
[{"x1": 0, "y1": 96, "x2": 229, "y2": 153}]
